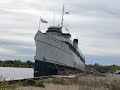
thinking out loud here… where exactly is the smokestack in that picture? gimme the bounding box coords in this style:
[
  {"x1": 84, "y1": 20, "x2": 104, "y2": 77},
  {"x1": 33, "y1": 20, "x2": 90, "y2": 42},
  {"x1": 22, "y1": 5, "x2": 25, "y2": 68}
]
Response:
[{"x1": 73, "y1": 39, "x2": 78, "y2": 44}]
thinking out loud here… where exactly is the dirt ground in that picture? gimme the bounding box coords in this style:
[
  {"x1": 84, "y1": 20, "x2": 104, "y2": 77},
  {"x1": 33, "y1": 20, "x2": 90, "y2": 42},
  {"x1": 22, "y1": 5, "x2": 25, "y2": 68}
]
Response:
[{"x1": 18, "y1": 84, "x2": 108, "y2": 90}]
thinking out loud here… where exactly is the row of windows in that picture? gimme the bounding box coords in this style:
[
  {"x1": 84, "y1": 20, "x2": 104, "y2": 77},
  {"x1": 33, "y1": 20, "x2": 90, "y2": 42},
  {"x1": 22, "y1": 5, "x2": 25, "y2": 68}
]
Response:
[{"x1": 64, "y1": 42, "x2": 85, "y2": 63}]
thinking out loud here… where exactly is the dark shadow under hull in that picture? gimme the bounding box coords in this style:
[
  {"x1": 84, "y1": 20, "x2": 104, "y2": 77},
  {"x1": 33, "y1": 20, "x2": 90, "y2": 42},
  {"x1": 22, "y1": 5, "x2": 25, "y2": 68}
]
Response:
[{"x1": 34, "y1": 60, "x2": 81, "y2": 77}]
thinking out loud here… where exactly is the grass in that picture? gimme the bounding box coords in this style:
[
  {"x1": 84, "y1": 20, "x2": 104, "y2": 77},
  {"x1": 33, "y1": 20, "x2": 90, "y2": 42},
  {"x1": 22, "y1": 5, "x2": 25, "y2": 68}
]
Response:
[
  {"x1": 0, "y1": 74, "x2": 120, "y2": 90},
  {"x1": 21, "y1": 79, "x2": 45, "y2": 88},
  {"x1": 0, "y1": 76, "x2": 45, "y2": 90},
  {"x1": 0, "y1": 81, "x2": 18, "y2": 90},
  {"x1": 51, "y1": 75, "x2": 120, "y2": 90},
  {"x1": 0, "y1": 75, "x2": 18, "y2": 90}
]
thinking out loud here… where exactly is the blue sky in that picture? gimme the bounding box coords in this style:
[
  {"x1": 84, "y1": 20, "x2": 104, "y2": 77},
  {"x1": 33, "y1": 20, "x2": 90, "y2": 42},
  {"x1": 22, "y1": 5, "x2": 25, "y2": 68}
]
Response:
[{"x1": 0, "y1": 0, "x2": 120, "y2": 65}]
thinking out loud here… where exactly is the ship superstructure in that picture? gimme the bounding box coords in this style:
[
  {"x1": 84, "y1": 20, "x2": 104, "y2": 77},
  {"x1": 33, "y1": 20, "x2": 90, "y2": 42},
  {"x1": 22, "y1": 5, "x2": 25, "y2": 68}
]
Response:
[{"x1": 34, "y1": 26, "x2": 85, "y2": 76}]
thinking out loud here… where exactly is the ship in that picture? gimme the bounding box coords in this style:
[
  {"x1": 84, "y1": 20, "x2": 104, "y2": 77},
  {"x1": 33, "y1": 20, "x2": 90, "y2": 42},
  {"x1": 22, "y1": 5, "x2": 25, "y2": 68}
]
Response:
[{"x1": 34, "y1": 8, "x2": 85, "y2": 77}]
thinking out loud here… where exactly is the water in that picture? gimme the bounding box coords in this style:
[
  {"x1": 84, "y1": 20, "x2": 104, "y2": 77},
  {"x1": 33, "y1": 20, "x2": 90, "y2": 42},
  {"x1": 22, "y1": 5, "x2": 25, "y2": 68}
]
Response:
[
  {"x1": 0, "y1": 67, "x2": 120, "y2": 81},
  {"x1": 0, "y1": 67, "x2": 34, "y2": 80}
]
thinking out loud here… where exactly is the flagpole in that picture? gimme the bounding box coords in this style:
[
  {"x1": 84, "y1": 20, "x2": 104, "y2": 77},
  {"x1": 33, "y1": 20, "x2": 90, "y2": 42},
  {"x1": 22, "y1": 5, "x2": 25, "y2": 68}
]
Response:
[
  {"x1": 53, "y1": 10, "x2": 55, "y2": 26},
  {"x1": 39, "y1": 16, "x2": 41, "y2": 30},
  {"x1": 61, "y1": 5, "x2": 64, "y2": 31}
]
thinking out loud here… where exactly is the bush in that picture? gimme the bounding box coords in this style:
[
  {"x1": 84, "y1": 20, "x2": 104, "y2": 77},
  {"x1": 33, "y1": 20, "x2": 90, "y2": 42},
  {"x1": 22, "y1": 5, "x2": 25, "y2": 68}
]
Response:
[
  {"x1": 22, "y1": 79, "x2": 36, "y2": 86},
  {"x1": 21, "y1": 79, "x2": 45, "y2": 88},
  {"x1": 36, "y1": 80, "x2": 45, "y2": 88}
]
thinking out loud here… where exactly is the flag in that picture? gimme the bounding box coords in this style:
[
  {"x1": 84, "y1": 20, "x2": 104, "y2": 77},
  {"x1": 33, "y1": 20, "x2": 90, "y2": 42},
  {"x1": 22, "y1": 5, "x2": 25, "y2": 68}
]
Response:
[
  {"x1": 65, "y1": 28, "x2": 69, "y2": 32},
  {"x1": 41, "y1": 18, "x2": 48, "y2": 23},
  {"x1": 65, "y1": 12, "x2": 69, "y2": 14}
]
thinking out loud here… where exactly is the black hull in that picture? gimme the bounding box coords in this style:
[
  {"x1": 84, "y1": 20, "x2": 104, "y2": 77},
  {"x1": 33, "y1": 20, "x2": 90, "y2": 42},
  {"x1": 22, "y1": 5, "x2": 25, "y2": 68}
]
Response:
[{"x1": 34, "y1": 60, "x2": 81, "y2": 77}]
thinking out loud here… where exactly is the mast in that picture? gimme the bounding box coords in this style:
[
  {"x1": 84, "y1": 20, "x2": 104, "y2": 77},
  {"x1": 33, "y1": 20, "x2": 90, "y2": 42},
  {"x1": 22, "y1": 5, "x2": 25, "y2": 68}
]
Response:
[
  {"x1": 39, "y1": 16, "x2": 41, "y2": 30},
  {"x1": 61, "y1": 5, "x2": 64, "y2": 31},
  {"x1": 53, "y1": 10, "x2": 55, "y2": 26}
]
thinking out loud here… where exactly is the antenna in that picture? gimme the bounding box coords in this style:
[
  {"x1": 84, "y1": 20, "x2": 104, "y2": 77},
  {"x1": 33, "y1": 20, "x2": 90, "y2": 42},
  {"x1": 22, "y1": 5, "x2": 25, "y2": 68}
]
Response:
[
  {"x1": 53, "y1": 10, "x2": 55, "y2": 26},
  {"x1": 65, "y1": 28, "x2": 69, "y2": 33},
  {"x1": 39, "y1": 16, "x2": 41, "y2": 30},
  {"x1": 61, "y1": 5, "x2": 64, "y2": 31}
]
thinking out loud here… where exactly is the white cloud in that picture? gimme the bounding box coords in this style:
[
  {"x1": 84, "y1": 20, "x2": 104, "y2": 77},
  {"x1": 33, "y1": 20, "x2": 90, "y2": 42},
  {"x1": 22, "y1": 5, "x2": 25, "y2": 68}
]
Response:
[{"x1": 0, "y1": 48, "x2": 16, "y2": 55}]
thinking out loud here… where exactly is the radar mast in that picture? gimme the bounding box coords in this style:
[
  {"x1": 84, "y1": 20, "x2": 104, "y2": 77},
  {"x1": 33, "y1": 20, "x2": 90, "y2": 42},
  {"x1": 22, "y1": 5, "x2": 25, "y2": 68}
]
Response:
[{"x1": 61, "y1": 5, "x2": 64, "y2": 31}]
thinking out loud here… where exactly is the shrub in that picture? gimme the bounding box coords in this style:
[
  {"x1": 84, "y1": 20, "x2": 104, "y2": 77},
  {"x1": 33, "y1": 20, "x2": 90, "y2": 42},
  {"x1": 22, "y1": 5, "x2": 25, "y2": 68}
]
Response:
[
  {"x1": 36, "y1": 80, "x2": 45, "y2": 88},
  {"x1": 22, "y1": 79, "x2": 36, "y2": 86}
]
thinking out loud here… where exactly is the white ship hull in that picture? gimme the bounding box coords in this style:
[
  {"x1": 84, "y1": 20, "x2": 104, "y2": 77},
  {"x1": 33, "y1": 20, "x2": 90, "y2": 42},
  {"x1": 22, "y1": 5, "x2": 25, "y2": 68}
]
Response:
[{"x1": 34, "y1": 30, "x2": 85, "y2": 76}]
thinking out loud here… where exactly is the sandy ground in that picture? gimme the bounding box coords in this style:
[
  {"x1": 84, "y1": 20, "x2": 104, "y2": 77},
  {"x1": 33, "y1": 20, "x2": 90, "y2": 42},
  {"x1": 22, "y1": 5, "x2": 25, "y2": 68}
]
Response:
[{"x1": 18, "y1": 84, "x2": 108, "y2": 90}]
